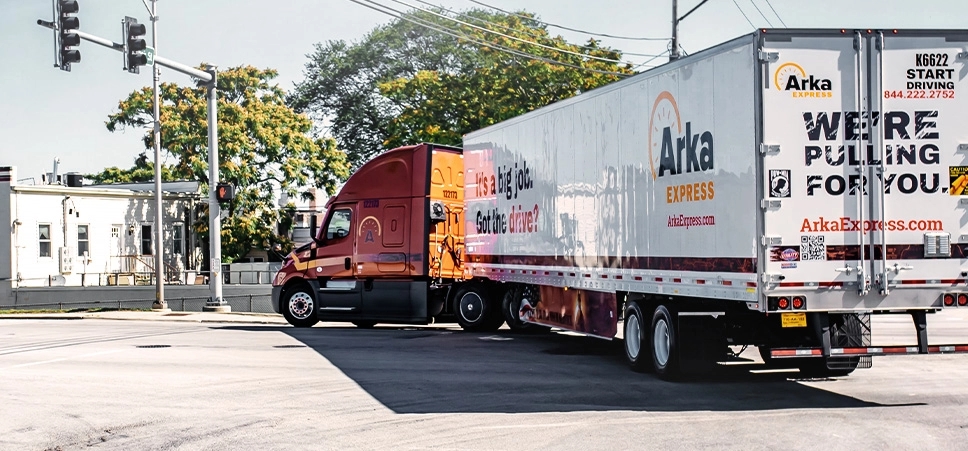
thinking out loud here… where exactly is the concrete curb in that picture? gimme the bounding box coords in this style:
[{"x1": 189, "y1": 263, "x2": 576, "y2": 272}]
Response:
[{"x1": 0, "y1": 312, "x2": 287, "y2": 325}]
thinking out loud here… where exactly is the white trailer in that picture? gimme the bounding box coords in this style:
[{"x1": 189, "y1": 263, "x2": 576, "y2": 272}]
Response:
[{"x1": 461, "y1": 29, "x2": 968, "y2": 379}]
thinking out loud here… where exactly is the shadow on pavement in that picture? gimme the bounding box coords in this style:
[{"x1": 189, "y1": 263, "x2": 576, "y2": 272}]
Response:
[{"x1": 218, "y1": 324, "x2": 920, "y2": 414}]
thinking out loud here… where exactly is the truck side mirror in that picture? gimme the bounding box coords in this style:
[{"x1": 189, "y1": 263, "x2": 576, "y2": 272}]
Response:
[
  {"x1": 310, "y1": 214, "x2": 319, "y2": 242},
  {"x1": 430, "y1": 201, "x2": 446, "y2": 225}
]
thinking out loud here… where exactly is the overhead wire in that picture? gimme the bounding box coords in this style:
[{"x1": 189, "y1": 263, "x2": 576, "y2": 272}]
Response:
[
  {"x1": 749, "y1": 0, "x2": 774, "y2": 27},
  {"x1": 763, "y1": 0, "x2": 787, "y2": 27},
  {"x1": 382, "y1": 0, "x2": 639, "y2": 66},
  {"x1": 345, "y1": 0, "x2": 633, "y2": 77},
  {"x1": 410, "y1": 0, "x2": 665, "y2": 58},
  {"x1": 731, "y1": 0, "x2": 757, "y2": 29},
  {"x1": 466, "y1": 0, "x2": 669, "y2": 41}
]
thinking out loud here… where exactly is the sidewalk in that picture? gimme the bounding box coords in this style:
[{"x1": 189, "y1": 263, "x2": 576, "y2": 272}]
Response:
[{"x1": 0, "y1": 310, "x2": 289, "y2": 325}]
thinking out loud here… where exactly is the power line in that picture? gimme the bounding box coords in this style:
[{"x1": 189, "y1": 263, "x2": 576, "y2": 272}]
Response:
[
  {"x1": 383, "y1": 0, "x2": 639, "y2": 66},
  {"x1": 763, "y1": 0, "x2": 787, "y2": 27},
  {"x1": 345, "y1": 0, "x2": 633, "y2": 77},
  {"x1": 633, "y1": 50, "x2": 670, "y2": 70},
  {"x1": 749, "y1": 0, "x2": 774, "y2": 27},
  {"x1": 410, "y1": 0, "x2": 664, "y2": 58},
  {"x1": 466, "y1": 0, "x2": 669, "y2": 41},
  {"x1": 731, "y1": 0, "x2": 756, "y2": 29}
]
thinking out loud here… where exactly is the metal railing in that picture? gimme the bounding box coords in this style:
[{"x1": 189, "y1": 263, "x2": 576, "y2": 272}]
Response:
[
  {"x1": 16, "y1": 268, "x2": 282, "y2": 288},
  {"x1": 0, "y1": 294, "x2": 277, "y2": 314}
]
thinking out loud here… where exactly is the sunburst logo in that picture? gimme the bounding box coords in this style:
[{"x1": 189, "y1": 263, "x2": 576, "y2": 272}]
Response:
[{"x1": 647, "y1": 90, "x2": 714, "y2": 181}]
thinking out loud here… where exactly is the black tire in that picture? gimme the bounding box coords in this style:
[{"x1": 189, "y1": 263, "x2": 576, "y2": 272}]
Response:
[
  {"x1": 453, "y1": 283, "x2": 501, "y2": 332},
  {"x1": 281, "y1": 283, "x2": 319, "y2": 328},
  {"x1": 352, "y1": 321, "x2": 377, "y2": 329},
  {"x1": 502, "y1": 285, "x2": 551, "y2": 334},
  {"x1": 651, "y1": 305, "x2": 680, "y2": 380},
  {"x1": 623, "y1": 301, "x2": 652, "y2": 372}
]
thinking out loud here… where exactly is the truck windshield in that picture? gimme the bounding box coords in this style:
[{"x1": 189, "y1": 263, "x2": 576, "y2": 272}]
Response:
[{"x1": 326, "y1": 208, "x2": 352, "y2": 240}]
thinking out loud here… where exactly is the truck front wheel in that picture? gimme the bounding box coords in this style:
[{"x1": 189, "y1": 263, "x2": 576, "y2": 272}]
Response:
[{"x1": 282, "y1": 283, "x2": 319, "y2": 328}]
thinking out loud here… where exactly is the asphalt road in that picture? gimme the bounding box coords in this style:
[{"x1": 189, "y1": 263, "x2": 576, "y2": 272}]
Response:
[{"x1": 1, "y1": 310, "x2": 967, "y2": 450}]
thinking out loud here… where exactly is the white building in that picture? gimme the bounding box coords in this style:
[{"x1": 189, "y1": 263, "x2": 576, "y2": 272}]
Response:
[{"x1": 0, "y1": 166, "x2": 204, "y2": 293}]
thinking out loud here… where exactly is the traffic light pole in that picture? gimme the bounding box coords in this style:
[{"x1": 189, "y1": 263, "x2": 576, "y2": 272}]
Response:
[
  {"x1": 148, "y1": 0, "x2": 166, "y2": 311},
  {"x1": 204, "y1": 66, "x2": 227, "y2": 312},
  {"x1": 36, "y1": 18, "x2": 227, "y2": 311}
]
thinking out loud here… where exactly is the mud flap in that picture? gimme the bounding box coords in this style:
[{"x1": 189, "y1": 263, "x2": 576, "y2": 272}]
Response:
[{"x1": 677, "y1": 313, "x2": 727, "y2": 376}]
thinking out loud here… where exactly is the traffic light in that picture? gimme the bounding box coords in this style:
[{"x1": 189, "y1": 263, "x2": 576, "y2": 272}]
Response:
[
  {"x1": 123, "y1": 16, "x2": 147, "y2": 74},
  {"x1": 57, "y1": 0, "x2": 80, "y2": 71},
  {"x1": 215, "y1": 183, "x2": 235, "y2": 203}
]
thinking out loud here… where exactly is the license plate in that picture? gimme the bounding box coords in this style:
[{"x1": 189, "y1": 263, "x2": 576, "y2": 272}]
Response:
[{"x1": 781, "y1": 312, "x2": 807, "y2": 328}]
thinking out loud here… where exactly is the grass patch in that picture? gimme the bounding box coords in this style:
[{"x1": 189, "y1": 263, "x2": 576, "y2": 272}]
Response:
[{"x1": 0, "y1": 307, "x2": 152, "y2": 314}]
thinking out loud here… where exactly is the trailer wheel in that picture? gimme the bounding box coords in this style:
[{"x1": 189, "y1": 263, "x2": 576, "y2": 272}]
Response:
[
  {"x1": 651, "y1": 305, "x2": 680, "y2": 379},
  {"x1": 282, "y1": 283, "x2": 319, "y2": 328},
  {"x1": 623, "y1": 301, "x2": 651, "y2": 372},
  {"x1": 502, "y1": 285, "x2": 551, "y2": 333},
  {"x1": 352, "y1": 321, "x2": 377, "y2": 329},
  {"x1": 453, "y1": 283, "x2": 501, "y2": 332}
]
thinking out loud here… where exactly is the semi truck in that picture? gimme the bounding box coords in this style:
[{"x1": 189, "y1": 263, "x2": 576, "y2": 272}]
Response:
[{"x1": 272, "y1": 29, "x2": 968, "y2": 379}]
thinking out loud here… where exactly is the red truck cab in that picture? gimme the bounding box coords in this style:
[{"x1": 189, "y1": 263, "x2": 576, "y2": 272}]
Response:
[{"x1": 272, "y1": 143, "x2": 470, "y2": 328}]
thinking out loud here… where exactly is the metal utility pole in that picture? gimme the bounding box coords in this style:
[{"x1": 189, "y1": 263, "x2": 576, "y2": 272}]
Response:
[
  {"x1": 147, "y1": 0, "x2": 166, "y2": 311},
  {"x1": 670, "y1": 0, "x2": 710, "y2": 62},
  {"x1": 671, "y1": 0, "x2": 679, "y2": 61},
  {"x1": 203, "y1": 65, "x2": 229, "y2": 312}
]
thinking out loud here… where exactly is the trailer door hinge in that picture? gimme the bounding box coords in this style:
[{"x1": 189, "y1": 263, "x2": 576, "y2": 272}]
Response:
[
  {"x1": 759, "y1": 144, "x2": 780, "y2": 155},
  {"x1": 761, "y1": 199, "x2": 781, "y2": 209},
  {"x1": 958, "y1": 143, "x2": 968, "y2": 152},
  {"x1": 958, "y1": 52, "x2": 968, "y2": 60},
  {"x1": 758, "y1": 51, "x2": 779, "y2": 62},
  {"x1": 761, "y1": 235, "x2": 782, "y2": 246}
]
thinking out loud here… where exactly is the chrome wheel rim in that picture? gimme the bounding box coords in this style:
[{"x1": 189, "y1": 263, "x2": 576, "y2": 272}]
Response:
[
  {"x1": 288, "y1": 292, "x2": 313, "y2": 320},
  {"x1": 653, "y1": 317, "x2": 670, "y2": 367},
  {"x1": 459, "y1": 291, "x2": 484, "y2": 323},
  {"x1": 626, "y1": 312, "x2": 641, "y2": 359}
]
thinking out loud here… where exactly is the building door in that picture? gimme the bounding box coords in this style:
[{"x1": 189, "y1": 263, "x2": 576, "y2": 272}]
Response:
[{"x1": 109, "y1": 225, "x2": 122, "y2": 273}]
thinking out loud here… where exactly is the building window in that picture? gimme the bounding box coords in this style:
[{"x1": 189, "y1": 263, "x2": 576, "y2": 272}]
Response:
[
  {"x1": 111, "y1": 226, "x2": 120, "y2": 238},
  {"x1": 172, "y1": 223, "x2": 184, "y2": 256},
  {"x1": 141, "y1": 224, "x2": 153, "y2": 255},
  {"x1": 38, "y1": 224, "x2": 51, "y2": 257},
  {"x1": 77, "y1": 225, "x2": 89, "y2": 256}
]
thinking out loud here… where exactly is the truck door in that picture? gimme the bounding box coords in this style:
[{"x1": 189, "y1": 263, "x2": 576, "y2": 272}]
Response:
[
  {"x1": 356, "y1": 202, "x2": 416, "y2": 318},
  {"x1": 313, "y1": 204, "x2": 363, "y2": 313},
  {"x1": 870, "y1": 33, "x2": 968, "y2": 294},
  {"x1": 760, "y1": 33, "x2": 871, "y2": 293},
  {"x1": 762, "y1": 31, "x2": 968, "y2": 303}
]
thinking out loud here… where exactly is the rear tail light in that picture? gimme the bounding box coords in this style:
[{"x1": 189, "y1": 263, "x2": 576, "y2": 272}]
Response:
[
  {"x1": 943, "y1": 293, "x2": 956, "y2": 307},
  {"x1": 777, "y1": 297, "x2": 790, "y2": 310},
  {"x1": 958, "y1": 294, "x2": 968, "y2": 307},
  {"x1": 768, "y1": 295, "x2": 806, "y2": 311}
]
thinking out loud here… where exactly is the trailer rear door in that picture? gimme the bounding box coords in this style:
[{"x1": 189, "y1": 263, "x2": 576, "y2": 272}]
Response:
[{"x1": 760, "y1": 31, "x2": 968, "y2": 299}]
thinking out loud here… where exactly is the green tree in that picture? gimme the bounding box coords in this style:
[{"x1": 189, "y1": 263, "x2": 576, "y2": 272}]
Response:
[
  {"x1": 288, "y1": 8, "x2": 633, "y2": 169},
  {"x1": 91, "y1": 65, "x2": 350, "y2": 262}
]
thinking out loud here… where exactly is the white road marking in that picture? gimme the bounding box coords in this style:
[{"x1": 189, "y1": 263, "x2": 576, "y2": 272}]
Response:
[{"x1": 5, "y1": 349, "x2": 125, "y2": 369}]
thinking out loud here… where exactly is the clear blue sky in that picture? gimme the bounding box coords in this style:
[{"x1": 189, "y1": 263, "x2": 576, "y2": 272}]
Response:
[{"x1": 2, "y1": 0, "x2": 966, "y2": 182}]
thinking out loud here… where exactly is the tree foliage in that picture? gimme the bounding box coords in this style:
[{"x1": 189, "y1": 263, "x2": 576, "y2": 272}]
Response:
[
  {"x1": 288, "y1": 8, "x2": 634, "y2": 169},
  {"x1": 90, "y1": 65, "x2": 350, "y2": 262}
]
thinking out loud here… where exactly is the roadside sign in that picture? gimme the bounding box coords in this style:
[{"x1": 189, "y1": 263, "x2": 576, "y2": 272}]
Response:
[{"x1": 144, "y1": 47, "x2": 155, "y2": 65}]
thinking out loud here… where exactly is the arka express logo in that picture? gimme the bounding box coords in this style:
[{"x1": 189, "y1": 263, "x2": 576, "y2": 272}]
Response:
[
  {"x1": 773, "y1": 62, "x2": 833, "y2": 98},
  {"x1": 648, "y1": 91, "x2": 714, "y2": 181}
]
